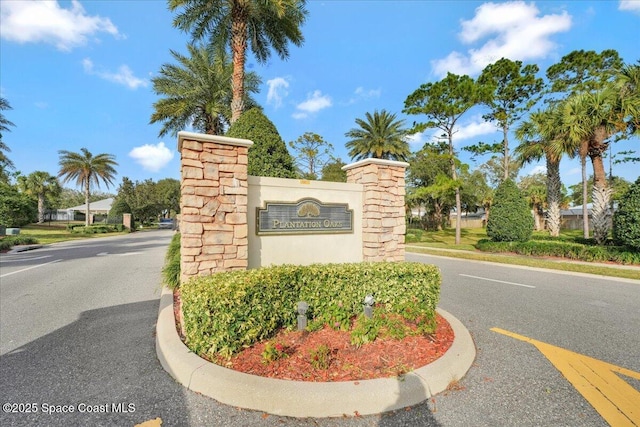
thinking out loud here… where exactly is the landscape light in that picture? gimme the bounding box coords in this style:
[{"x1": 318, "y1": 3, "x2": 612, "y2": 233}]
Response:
[
  {"x1": 364, "y1": 294, "x2": 375, "y2": 319},
  {"x1": 297, "y1": 301, "x2": 308, "y2": 331}
]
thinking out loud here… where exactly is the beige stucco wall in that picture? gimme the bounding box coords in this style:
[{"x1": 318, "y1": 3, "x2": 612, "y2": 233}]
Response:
[{"x1": 247, "y1": 176, "x2": 364, "y2": 268}]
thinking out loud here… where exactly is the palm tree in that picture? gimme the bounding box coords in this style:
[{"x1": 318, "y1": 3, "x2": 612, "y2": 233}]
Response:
[
  {"x1": 150, "y1": 44, "x2": 261, "y2": 136},
  {"x1": 58, "y1": 148, "x2": 118, "y2": 226},
  {"x1": 0, "y1": 97, "x2": 16, "y2": 182},
  {"x1": 345, "y1": 110, "x2": 410, "y2": 162},
  {"x1": 515, "y1": 106, "x2": 572, "y2": 237},
  {"x1": 168, "y1": 0, "x2": 307, "y2": 123},
  {"x1": 563, "y1": 66, "x2": 640, "y2": 244},
  {"x1": 17, "y1": 171, "x2": 61, "y2": 223}
]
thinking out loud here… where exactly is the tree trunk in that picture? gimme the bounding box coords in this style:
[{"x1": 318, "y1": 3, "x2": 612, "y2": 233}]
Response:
[
  {"x1": 230, "y1": 6, "x2": 248, "y2": 124},
  {"x1": 37, "y1": 193, "x2": 45, "y2": 224},
  {"x1": 448, "y1": 133, "x2": 461, "y2": 245},
  {"x1": 502, "y1": 124, "x2": 509, "y2": 180},
  {"x1": 580, "y1": 152, "x2": 589, "y2": 239},
  {"x1": 85, "y1": 177, "x2": 91, "y2": 227},
  {"x1": 434, "y1": 202, "x2": 443, "y2": 231},
  {"x1": 533, "y1": 208, "x2": 543, "y2": 231},
  {"x1": 589, "y1": 127, "x2": 612, "y2": 245},
  {"x1": 546, "y1": 157, "x2": 561, "y2": 237}
]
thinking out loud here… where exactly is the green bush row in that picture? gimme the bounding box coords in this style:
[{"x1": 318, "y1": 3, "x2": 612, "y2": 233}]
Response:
[
  {"x1": 162, "y1": 233, "x2": 181, "y2": 290},
  {"x1": 180, "y1": 262, "x2": 441, "y2": 359},
  {"x1": 405, "y1": 228, "x2": 425, "y2": 243},
  {"x1": 67, "y1": 224, "x2": 126, "y2": 234},
  {"x1": 476, "y1": 239, "x2": 640, "y2": 265},
  {"x1": 0, "y1": 235, "x2": 39, "y2": 251}
]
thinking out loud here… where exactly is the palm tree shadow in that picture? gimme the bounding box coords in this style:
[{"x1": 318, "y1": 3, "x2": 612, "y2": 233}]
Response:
[
  {"x1": 377, "y1": 374, "x2": 442, "y2": 426},
  {"x1": 0, "y1": 300, "x2": 189, "y2": 426}
]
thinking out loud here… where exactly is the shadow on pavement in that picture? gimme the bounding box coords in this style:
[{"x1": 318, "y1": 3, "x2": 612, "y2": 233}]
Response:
[{"x1": 0, "y1": 300, "x2": 188, "y2": 426}]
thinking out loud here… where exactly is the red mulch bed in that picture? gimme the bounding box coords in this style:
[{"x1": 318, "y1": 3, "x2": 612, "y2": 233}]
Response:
[{"x1": 174, "y1": 290, "x2": 454, "y2": 382}]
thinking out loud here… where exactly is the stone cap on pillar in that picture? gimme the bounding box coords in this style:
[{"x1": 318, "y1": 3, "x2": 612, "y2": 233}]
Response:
[
  {"x1": 177, "y1": 131, "x2": 254, "y2": 152},
  {"x1": 342, "y1": 158, "x2": 409, "y2": 171}
]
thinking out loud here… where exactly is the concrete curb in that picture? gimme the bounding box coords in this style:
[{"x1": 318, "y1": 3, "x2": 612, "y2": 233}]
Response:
[
  {"x1": 156, "y1": 286, "x2": 476, "y2": 418},
  {"x1": 7, "y1": 244, "x2": 44, "y2": 254}
]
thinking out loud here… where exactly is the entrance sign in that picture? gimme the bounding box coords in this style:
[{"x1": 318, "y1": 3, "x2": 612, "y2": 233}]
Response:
[{"x1": 257, "y1": 198, "x2": 353, "y2": 235}]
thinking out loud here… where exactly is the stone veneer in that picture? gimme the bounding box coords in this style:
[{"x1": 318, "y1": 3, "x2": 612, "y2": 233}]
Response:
[
  {"x1": 343, "y1": 159, "x2": 408, "y2": 262},
  {"x1": 178, "y1": 132, "x2": 252, "y2": 283}
]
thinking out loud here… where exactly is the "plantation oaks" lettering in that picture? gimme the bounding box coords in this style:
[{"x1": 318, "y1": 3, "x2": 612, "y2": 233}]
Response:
[{"x1": 257, "y1": 198, "x2": 353, "y2": 235}]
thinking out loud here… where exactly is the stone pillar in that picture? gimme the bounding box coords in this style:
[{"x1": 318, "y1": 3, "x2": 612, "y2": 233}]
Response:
[
  {"x1": 122, "y1": 213, "x2": 132, "y2": 230},
  {"x1": 178, "y1": 132, "x2": 253, "y2": 283},
  {"x1": 343, "y1": 158, "x2": 408, "y2": 262}
]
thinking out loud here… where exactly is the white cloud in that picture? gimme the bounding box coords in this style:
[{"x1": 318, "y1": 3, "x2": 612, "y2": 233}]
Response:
[
  {"x1": 293, "y1": 90, "x2": 332, "y2": 119},
  {"x1": 266, "y1": 77, "x2": 290, "y2": 108},
  {"x1": 348, "y1": 86, "x2": 382, "y2": 104},
  {"x1": 432, "y1": 1, "x2": 572, "y2": 77},
  {"x1": 129, "y1": 142, "x2": 174, "y2": 172},
  {"x1": 566, "y1": 166, "x2": 582, "y2": 176},
  {"x1": 406, "y1": 116, "x2": 497, "y2": 148},
  {"x1": 453, "y1": 119, "x2": 498, "y2": 142},
  {"x1": 83, "y1": 58, "x2": 148, "y2": 89},
  {"x1": 0, "y1": 0, "x2": 119, "y2": 51},
  {"x1": 406, "y1": 131, "x2": 427, "y2": 146},
  {"x1": 529, "y1": 164, "x2": 547, "y2": 175},
  {"x1": 619, "y1": 0, "x2": 640, "y2": 13}
]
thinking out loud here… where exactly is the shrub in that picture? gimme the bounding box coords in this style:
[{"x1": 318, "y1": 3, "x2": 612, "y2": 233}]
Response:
[
  {"x1": 162, "y1": 233, "x2": 181, "y2": 290},
  {"x1": 486, "y1": 179, "x2": 533, "y2": 242},
  {"x1": 0, "y1": 235, "x2": 39, "y2": 251},
  {"x1": 0, "y1": 183, "x2": 37, "y2": 227},
  {"x1": 476, "y1": 238, "x2": 640, "y2": 265},
  {"x1": 613, "y1": 177, "x2": 640, "y2": 251},
  {"x1": 70, "y1": 224, "x2": 122, "y2": 234},
  {"x1": 180, "y1": 262, "x2": 441, "y2": 359},
  {"x1": 225, "y1": 107, "x2": 296, "y2": 178}
]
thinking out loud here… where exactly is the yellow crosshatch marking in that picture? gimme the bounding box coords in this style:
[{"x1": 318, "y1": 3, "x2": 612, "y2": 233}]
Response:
[
  {"x1": 134, "y1": 418, "x2": 162, "y2": 427},
  {"x1": 492, "y1": 327, "x2": 640, "y2": 427}
]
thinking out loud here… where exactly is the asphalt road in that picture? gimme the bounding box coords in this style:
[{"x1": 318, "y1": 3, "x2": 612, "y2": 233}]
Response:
[{"x1": 1, "y1": 234, "x2": 638, "y2": 426}]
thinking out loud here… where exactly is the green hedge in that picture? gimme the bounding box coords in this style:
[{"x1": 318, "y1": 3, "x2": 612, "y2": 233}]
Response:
[
  {"x1": 162, "y1": 233, "x2": 181, "y2": 289},
  {"x1": 68, "y1": 224, "x2": 125, "y2": 234},
  {"x1": 0, "y1": 235, "x2": 39, "y2": 251},
  {"x1": 181, "y1": 262, "x2": 441, "y2": 359},
  {"x1": 476, "y1": 239, "x2": 640, "y2": 265}
]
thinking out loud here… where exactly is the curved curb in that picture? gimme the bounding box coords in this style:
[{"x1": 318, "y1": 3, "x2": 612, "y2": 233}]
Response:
[{"x1": 156, "y1": 286, "x2": 475, "y2": 418}]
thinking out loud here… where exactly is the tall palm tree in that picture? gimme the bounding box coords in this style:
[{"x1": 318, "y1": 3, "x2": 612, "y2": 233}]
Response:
[
  {"x1": 515, "y1": 106, "x2": 572, "y2": 237},
  {"x1": 563, "y1": 67, "x2": 640, "y2": 244},
  {"x1": 169, "y1": 0, "x2": 307, "y2": 123},
  {"x1": 345, "y1": 110, "x2": 410, "y2": 162},
  {"x1": 58, "y1": 148, "x2": 118, "y2": 226},
  {"x1": 17, "y1": 171, "x2": 61, "y2": 223},
  {"x1": 0, "y1": 97, "x2": 16, "y2": 182},
  {"x1": 150, "y1": 44, "x2": 261, "y2": 136}
]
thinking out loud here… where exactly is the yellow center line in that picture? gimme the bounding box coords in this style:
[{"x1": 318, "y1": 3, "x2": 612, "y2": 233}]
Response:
[{"x1": 491, "y1": 327, "x2": 640, "y2": 427}]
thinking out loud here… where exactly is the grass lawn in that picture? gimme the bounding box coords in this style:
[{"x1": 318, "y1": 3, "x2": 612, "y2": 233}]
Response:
[
  {"x1": 406, "y1": 227, "x2": 640, "y2": 281},
  {"x1": 17, "y1": 222, "x2": 127, "y2": 244}
]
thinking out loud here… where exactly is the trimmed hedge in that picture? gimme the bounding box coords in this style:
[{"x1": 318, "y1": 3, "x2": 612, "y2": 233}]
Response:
[
  {"x1": 0, "y1": 235, "x2": 39, "y2": 251},
  {"x1": 181, "y1": 262, "x2": 441, "y2": 359},
  {"x1": 68, "y1": 224, "x2": 126, "y2": 234},
  {"x1": 613, "y1": 177, "x2": 640, "y2": 250},
  {"x1": 487, "y1": 179, "x2": 533, "y2": 242},
  {"x1": 476, "y1": 239, "x2": 640, "y2": 265}
]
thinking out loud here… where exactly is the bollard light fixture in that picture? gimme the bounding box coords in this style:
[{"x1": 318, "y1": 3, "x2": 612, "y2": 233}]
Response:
[
  {"x1": 363, "y1": 294, "x2": 375, "y2": 319},
  {"x1": 297, "y1": 301, "x2": 309, "y2": 331}
]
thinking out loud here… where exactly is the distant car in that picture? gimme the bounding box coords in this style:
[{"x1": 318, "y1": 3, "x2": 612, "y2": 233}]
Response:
[{"x1": 158, "y1": 218, "x2": 174, "y2": 230}]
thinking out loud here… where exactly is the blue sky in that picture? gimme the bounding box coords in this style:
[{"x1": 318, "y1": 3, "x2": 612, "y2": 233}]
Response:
[{"x1": 1, "y1": 0, "x2": 639, "y2": 194}]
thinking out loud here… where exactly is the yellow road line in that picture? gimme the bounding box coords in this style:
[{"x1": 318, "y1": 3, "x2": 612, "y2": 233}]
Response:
[{"x1": 491, "y1": 327, "x2": 640, "y2": 427}]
